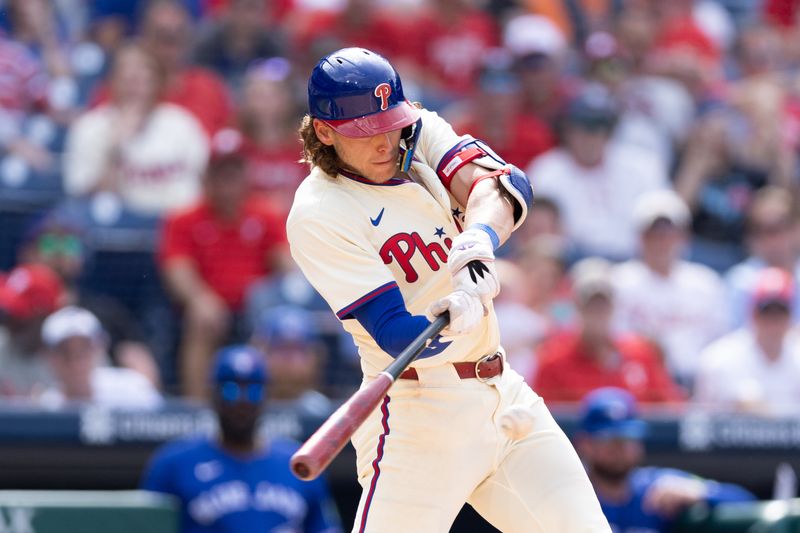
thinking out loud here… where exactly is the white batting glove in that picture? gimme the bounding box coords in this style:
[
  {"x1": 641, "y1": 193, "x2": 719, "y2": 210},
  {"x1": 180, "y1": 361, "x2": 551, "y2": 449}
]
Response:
[
  {"x1": 427, "y1": 290, "x2": 484, "y2": 337},
  {"x1": 447, "y1": 226, "x2": 500, "y2": 305},
  {"x1": 451, "y1": 260, "x2": 499, "y2": 307}
]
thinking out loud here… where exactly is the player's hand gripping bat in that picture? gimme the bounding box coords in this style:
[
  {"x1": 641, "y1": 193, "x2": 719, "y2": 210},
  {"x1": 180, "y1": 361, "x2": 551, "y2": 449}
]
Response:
[{"x1": 290, "y1": 312, "x2": 450, "y2": 481}]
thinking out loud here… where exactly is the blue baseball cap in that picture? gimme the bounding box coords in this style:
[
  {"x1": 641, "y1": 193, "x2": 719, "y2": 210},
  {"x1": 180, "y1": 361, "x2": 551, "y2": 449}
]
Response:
[
  {"x1": 211, "y1": 345, "x2": 268, "y2": 384},
  {"x1": 255, "y1": 306, "x2": 316, "y2": 347},
  {"x1": 579, "y1": 387, "x2": 647, "y2": 439}
]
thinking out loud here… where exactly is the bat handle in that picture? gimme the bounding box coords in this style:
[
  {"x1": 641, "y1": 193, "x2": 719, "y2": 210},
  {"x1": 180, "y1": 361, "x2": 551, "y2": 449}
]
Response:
[{"x1": 383, "y1": 311, "x2": 449, "y2": 379}]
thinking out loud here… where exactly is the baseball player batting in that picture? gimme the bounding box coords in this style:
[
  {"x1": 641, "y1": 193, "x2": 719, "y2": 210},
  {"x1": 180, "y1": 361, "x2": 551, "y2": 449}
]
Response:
[{"x1": 287, "y1": 47, "x2": 611, "y2": 533}]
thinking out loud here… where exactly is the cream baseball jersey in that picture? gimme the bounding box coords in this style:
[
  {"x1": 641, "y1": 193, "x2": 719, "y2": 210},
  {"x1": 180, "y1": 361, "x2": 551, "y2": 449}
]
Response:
[{"x1": 287, "y1": 109, "x2": 504, "y2": 377}]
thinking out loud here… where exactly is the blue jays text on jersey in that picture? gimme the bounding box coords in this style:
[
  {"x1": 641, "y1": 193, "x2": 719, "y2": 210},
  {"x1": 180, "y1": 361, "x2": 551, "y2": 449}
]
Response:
[{"x1": 141, "y1": 437, "x2": 342, "y2": 533}]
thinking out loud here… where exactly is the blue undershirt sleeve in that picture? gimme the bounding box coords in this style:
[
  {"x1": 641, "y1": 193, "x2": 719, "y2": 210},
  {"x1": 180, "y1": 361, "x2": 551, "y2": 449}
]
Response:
[{"x1": 351, "y1": 286, "x2": 450, "y2": 358}]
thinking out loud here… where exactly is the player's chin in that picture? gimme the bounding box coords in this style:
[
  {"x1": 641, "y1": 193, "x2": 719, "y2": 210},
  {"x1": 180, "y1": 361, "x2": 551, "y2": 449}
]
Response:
[{"x1": 368, "y1": 162, "x2": 399, "y2": 182}]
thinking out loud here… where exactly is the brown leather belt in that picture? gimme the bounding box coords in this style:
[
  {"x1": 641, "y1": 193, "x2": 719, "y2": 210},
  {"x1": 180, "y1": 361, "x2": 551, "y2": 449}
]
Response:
[{"x1": 398, "y1": 353, "x2": 503, "y2": 382}]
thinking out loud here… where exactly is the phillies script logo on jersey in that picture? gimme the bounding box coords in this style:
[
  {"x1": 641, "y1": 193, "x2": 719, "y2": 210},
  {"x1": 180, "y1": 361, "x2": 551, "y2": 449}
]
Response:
[
  {"x1": 380, "y1": 232, "x2": 452, "y2": 283},
  {"x1": 374, "y1": 83, "x2": 392, "y2": 110}
]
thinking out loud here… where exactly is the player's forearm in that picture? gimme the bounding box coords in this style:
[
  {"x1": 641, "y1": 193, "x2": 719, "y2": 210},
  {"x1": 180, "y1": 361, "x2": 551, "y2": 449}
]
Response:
[{"x1": 463, "y1": 173, "x2": 515, "y2": 247}]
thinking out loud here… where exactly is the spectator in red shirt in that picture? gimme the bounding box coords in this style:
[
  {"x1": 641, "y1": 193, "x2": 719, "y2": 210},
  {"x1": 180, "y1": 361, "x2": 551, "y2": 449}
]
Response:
[
  {"x1": 288, "y1": 0, "x2": 408, "y2": 67},
  {"x1": 406, "y1": 0, "x2": 500, "y2": 101},
  {"x1": 237, "y1": 58, "x2": 306, "y2": 215},
  {"x1": 645, "y1": 1, "x2": 724, "y2": 105},
  {"x1": 533, "y1": 257, "x2": 685, "y2": 404},
  {"x1": 764, "y1": 0, "x2": 800, "y2": 28},
  {"x1": 447, "y1": 51, "x2": 555, "y2": 169},
  {"x1": 160, "y1": 129, "x2": 288, "y2": 400},
  {"x1": 140, "y1": 0, "x2": 232, "y2": 135}
]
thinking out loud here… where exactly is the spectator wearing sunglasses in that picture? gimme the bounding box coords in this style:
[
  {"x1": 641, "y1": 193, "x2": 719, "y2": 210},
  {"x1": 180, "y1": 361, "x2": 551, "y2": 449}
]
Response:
[
  {"x1": 141, "y1": 344, "x2": 342, "y2": 533},
  {"x1": 17, "y1": 215, "x2": 161, "y2": 388}
]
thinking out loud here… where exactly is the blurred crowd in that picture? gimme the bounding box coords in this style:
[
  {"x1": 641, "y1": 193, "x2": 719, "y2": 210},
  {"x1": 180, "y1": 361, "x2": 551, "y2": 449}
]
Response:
[{"x1": 1, "y1": 0, "x2": 800, "y2": 416}]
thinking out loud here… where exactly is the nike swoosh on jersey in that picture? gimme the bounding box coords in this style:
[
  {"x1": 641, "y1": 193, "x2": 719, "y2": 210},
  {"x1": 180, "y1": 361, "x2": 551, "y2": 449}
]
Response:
[{"x1": 370, "y1": 208, "x2": 385, "y2": 226}]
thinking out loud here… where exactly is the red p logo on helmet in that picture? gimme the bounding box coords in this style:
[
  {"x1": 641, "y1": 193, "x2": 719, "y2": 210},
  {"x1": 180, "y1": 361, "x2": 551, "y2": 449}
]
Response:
[{"x1": 374, "y1": 83, "x2": 392, "y2": 111}]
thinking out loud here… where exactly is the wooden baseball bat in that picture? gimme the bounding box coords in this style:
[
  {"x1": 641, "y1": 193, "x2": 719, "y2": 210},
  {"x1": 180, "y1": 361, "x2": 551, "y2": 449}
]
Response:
[{"x1": 290, "y1": 312, "x2": 450, "y2": 481}]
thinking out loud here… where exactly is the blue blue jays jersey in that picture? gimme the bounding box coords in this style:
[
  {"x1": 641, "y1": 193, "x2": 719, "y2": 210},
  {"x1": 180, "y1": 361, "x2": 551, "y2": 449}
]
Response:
[
  {"x1": 141, "y1": 437, "x2": 342, "y2": 533},
  {"x1": 599, "y1": 467, "x2": 755, "y2": 533}
]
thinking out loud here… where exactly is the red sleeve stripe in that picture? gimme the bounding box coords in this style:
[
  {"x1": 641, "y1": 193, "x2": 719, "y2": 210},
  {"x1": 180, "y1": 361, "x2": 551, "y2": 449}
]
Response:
[
  {"x1": 436, "y1": 140, "x2": 472, "y2": 175},
  {"x1": 336, "y1": 281, "x2": 399, "y2": 320},
  {"x1": 436, "y1": 140, "x2": 486, "y2": 190}
]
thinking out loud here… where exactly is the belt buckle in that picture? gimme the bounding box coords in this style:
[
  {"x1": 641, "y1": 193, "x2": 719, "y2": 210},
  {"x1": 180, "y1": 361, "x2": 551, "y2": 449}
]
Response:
[{"x1": 475, "y1": 352, "x2": 499, "y2": 383}]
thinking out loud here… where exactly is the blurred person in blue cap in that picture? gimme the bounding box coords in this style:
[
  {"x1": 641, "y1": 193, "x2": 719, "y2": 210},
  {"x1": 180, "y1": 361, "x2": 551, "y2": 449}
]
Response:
[
  {"x1": 141, "y1": 344, "x2": 342, "y2": 533},
  {"x1": 251, "y1": 305, "x2": 329, "y2": 405},
  {"x1": 575, "y1": 387, "x2": 755, "y2": 532}
]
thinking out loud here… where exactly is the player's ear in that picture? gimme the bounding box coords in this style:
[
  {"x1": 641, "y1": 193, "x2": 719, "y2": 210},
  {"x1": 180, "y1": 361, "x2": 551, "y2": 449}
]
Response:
[{"x1": 313, "y1": 119, "x2": 336, "y2": 146}]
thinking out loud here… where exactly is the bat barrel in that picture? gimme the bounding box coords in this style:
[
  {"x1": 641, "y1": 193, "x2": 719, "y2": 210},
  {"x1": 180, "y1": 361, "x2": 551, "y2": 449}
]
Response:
[{"x1": 291, "y1": 374, "x2": 394, "y2": 481}]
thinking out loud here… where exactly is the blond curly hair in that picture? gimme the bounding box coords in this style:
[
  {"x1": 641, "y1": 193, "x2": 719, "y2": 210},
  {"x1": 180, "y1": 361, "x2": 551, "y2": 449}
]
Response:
[{"x1": 298, "y1": 115, "x2": 341, "y2": 177}]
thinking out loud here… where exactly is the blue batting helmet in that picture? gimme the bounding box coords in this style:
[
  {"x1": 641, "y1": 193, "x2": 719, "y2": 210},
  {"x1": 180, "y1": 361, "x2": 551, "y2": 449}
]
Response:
[
  {"x1": 211, "y1": 345, "x2": 268, "y2": 384},
  {"x1": 578, "y1": 387, "x2": 647, "y2": 440},
  {"x1": 308, "y1": 47, "x2": 420, "y2": 138}
]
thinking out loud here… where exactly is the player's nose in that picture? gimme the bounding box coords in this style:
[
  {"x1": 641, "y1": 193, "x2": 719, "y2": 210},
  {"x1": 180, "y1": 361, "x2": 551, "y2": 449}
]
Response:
[{"x1": 372, "y1": 132, "x2": 392, "y2": 152}]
